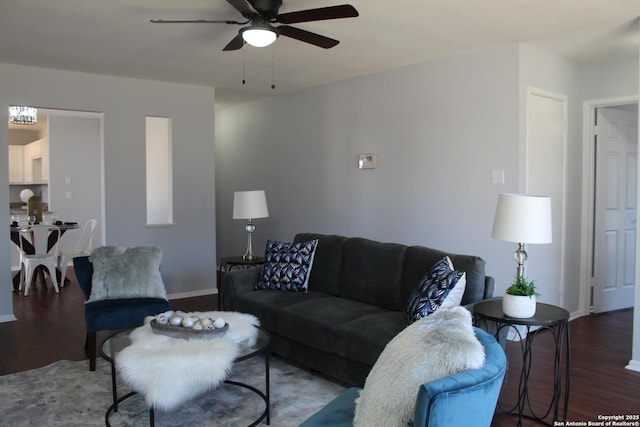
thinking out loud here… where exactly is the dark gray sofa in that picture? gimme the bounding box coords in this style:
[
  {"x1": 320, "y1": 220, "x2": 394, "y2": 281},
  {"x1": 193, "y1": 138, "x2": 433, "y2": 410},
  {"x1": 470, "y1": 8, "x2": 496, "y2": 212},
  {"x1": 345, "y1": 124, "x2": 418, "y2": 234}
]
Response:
[{"x1": 222, "y1": 233, "x2": 494, "y2": 386}]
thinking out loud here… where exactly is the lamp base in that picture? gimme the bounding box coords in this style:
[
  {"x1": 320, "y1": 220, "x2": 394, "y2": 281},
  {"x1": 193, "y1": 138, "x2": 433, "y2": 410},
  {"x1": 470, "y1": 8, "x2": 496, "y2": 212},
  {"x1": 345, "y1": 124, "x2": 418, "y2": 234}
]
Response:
[
  {"x1": 243, "y1": 220, "x2": 257, "y2": 260},
  {"x1": 514, "y1": 242, "x2": 528, "y2": 279}
]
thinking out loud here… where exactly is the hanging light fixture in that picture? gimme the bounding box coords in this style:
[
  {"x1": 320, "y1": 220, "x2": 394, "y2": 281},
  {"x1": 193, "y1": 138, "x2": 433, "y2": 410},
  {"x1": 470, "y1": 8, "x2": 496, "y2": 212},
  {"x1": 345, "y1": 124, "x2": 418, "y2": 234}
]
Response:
[
  {"x1": 241, "y1": 19, "x2": 278, "y2": 48},
  {"x1": 9, "y1": 106, "x2": 38, "y2": 125}
]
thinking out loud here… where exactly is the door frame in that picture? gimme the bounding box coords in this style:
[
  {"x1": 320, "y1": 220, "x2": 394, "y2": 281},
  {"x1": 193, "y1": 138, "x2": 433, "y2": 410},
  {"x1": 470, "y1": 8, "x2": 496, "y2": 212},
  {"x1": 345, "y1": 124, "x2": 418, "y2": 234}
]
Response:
[
  {"x1": 526, "y1": 87, "x2": 568, "y2": 307},
  {"x1": 38, "y1": 108, "x2": 105, "y2": 260},
  {"x1": 580, "y1": 95, "x2": 638, "y2": 317}
]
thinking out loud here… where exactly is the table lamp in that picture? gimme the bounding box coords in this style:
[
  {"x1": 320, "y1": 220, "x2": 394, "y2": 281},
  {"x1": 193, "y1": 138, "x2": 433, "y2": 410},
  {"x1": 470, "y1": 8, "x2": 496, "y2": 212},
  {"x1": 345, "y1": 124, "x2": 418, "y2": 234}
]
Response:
[
  {"x1": 491, "y1": 193, "x2": 552, "y2": 279},
  {"x1": 233, "y1": 190, "x2": 269, "y2": 260}
]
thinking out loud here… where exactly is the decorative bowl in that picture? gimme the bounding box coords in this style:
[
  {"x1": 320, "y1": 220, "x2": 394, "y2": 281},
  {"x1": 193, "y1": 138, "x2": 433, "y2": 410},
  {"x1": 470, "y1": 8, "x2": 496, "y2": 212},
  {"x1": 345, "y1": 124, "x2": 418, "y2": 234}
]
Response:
[{"x1": 150, "y1": 319, "x2": 228, "y2": 340}]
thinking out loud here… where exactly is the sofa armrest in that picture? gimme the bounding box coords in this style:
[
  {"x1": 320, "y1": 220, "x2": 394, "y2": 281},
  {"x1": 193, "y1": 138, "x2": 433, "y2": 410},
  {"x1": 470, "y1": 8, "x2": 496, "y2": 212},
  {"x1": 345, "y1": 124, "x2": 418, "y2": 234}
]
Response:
[
  {"x1": 222, "y1": 268, "x2": 261, "y2": 309},
  {"x1": 483, "y1": 276, "x2": 495, "y2": 300},
  {"x1": 413, "y1": 328, "x2": 506, "y2": 427}
]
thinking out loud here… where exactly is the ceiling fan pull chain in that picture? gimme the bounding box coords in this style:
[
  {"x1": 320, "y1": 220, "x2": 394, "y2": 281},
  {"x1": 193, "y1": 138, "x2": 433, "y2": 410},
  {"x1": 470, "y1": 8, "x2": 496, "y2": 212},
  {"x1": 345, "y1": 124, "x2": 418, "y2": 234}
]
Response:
[
  {"x1": 271, "y1": 46, "x2": 276, "y2": 90},
  {"x1": 242, "y1": 48, "x2": 246, "y2": 85}
]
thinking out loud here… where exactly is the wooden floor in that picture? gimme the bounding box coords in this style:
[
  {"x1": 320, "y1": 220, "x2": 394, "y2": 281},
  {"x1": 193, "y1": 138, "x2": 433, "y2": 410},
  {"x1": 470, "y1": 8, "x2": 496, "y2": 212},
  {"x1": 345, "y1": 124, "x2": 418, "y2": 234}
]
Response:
[{"x1": 1, "y1": 272, "x2": 639, "y2": 426}]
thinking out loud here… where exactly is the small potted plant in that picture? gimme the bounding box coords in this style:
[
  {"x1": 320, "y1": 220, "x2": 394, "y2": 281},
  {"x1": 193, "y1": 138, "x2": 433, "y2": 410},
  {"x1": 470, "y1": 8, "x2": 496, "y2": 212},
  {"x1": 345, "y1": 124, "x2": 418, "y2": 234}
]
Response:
[{"x1": 503, "y1": 275, "x2": 540, "y2": 318}]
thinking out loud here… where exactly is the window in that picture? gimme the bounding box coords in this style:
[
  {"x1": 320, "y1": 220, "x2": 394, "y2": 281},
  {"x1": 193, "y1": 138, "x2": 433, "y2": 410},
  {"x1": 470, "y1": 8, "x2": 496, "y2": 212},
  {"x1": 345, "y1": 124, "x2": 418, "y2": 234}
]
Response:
[{"x1": 145, "y1": 116, "x2": 173, "y2": 225}]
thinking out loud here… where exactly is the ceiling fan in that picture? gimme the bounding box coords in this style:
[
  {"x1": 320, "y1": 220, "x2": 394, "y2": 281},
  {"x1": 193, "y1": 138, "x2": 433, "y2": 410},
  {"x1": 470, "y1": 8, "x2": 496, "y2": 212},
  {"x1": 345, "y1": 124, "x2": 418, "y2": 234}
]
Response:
[{"x1": 150, "y1": 0, "x2": 359, "y2": 51}]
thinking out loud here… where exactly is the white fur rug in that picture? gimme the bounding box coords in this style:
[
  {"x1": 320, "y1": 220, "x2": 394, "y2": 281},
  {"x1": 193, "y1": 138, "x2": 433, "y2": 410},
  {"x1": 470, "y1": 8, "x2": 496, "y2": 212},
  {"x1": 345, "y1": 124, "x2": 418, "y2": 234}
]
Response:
[{"x1": 117, "y1": 311, "x2": 260, "y2": 411}]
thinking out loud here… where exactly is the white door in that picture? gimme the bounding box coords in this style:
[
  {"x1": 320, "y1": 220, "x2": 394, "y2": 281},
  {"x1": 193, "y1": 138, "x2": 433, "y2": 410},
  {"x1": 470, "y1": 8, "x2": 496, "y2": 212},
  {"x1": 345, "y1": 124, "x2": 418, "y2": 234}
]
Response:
[{"x1": 593, "y1": 106, "x2": 638, "y2": 313}]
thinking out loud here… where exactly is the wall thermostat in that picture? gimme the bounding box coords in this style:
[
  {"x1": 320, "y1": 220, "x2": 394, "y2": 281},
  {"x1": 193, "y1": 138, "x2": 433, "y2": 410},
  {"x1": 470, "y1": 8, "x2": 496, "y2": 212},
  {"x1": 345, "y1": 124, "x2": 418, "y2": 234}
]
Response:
[{"x1": 358, "y1": 153, "x2": 378, "y2": 169}]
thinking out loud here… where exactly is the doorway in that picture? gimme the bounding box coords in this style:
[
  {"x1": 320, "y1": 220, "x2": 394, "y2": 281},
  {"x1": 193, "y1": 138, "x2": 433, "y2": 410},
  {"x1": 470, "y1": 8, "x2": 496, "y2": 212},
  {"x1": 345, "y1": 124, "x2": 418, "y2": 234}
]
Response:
[
  {"x1": 583, "y1": 98, "x2": 638, "y2": 314},
  {"x1": 8, "y1": 108, "x2": 104, "y2": 271}
]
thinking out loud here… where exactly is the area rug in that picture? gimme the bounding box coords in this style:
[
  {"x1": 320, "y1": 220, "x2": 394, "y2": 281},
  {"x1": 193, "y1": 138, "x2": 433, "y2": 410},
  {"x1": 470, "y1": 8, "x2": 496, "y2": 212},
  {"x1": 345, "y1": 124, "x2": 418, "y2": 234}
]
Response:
[{"x1": 0, "y1": 356, "x2": 346, "y2": 426}]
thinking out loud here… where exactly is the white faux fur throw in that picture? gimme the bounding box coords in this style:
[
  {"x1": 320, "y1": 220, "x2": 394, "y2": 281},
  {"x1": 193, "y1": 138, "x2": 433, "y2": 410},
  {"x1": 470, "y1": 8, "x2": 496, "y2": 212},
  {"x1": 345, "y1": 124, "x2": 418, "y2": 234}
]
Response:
[
  {"x1": 116, "y1": 311, "x2": 260, "y2": 411},
  {"x1": 353, "y1": 306, "x2": 485, "y2": 427}
]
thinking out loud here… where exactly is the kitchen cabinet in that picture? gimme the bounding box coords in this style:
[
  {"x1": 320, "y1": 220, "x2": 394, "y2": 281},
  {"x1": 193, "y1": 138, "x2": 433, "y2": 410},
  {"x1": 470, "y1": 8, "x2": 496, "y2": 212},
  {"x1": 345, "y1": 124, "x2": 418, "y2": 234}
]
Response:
[
  {"x1": 8, "y1": 145, "x2": 24, "y2": 183},
  {"x1": 8, "y1": 138, "x2": 49, "y2": 184}
]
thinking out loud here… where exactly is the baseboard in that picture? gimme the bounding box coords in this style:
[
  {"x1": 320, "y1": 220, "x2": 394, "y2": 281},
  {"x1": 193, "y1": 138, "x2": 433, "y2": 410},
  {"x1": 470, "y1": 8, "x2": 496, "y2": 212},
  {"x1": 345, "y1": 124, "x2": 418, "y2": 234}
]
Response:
[
  {"x1": 626, "y1": 359, "x2": 640, "y2": 372},
  {"x1": 0, "y1": 313, "x2": 18, "y2": 323},
  {"x1": 168, "y1": 288, "x2": 217, "y2": 300}
]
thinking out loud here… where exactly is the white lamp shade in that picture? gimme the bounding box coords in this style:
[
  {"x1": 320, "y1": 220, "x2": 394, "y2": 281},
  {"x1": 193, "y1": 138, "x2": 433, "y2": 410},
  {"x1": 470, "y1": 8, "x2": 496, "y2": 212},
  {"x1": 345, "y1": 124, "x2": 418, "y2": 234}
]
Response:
[
  {"x1": 233, "y1": 190, "x2": 269, "y2": 219},
  {"x1": 491, "y1": 193, "x2": 552, "y2": 244}
]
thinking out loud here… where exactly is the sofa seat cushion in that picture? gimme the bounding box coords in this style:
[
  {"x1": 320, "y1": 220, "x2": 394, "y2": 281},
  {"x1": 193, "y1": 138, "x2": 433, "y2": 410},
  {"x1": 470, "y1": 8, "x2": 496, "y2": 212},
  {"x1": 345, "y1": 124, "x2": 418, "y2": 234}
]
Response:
[
  {"x1": 335, "y1": 311, "x2": 407, "y2": 366},
  {"x1": 278, "y1": 297, "x2": 386, "y2": 353},
  {"x1": 233, "y1": 290, "x2": 329, "y2": 331},
  {"x1": 84, "y1": 298, "x2": 171, "y2": 332}
]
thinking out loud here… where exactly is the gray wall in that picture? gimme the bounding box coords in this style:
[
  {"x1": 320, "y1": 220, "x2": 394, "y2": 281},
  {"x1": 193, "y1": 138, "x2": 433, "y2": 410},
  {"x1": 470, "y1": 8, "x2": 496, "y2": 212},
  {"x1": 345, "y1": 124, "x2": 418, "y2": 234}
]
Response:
[
  {"x1": 48, "y1": 115, "x2": 103, "y2": 254},
  {"x1": 215, "y1": 44, "x2": 521, "y2": 295},
  {"x1": 215, "y1": 44, "x2": 639, "y2": 315},
  {"x1": 1, "y1": 63, "x2": 216, "y2": 321}
]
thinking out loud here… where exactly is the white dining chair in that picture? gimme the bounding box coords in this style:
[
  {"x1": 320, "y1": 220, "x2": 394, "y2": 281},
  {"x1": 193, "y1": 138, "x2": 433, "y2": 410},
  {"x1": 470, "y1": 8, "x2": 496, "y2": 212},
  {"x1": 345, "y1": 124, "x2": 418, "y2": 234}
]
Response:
[
  {"x1": 19, "y1": 224, "x2": 61, "y2": 296},
  {"x1": 57, "y1": 219, "x2": 98, "y2": 283}
]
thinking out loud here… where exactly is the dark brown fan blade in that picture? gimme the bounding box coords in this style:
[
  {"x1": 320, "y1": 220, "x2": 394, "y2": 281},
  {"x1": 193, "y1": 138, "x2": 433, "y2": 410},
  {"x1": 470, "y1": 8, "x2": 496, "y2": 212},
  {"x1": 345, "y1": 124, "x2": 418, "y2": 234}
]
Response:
[
  {"x1": 150, "y1": 19, "x2": 244, "y2": 24},
  {"x1": 226, "y1": 0, "x2": 258, "y2": 18},
  {"x1": 223, "y1": 33, "x2": 245, "y2": 51},
  {"x1": 278, "y1": 25, "x2": 338, "y2": 49},
  {"x1": 276, "y1": 4, "x2": 358, "y2": 24}
]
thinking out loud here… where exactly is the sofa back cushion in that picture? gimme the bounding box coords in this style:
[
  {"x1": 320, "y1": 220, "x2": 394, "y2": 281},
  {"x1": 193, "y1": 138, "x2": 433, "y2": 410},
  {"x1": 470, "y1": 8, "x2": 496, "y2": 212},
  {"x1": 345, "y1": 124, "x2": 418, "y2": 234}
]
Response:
[
  {"x1": 295, "y1": 233, "x2": 488, "y2": 309},
  {"x1": 294, "y1": 233, "x2": 348, "y2": 295},
  {"x1": 401, "y1": 246, "x2": 486, "y2": 306},
  {"x1": 339, "y1": 238, "x2": 407, "y2": 310}
]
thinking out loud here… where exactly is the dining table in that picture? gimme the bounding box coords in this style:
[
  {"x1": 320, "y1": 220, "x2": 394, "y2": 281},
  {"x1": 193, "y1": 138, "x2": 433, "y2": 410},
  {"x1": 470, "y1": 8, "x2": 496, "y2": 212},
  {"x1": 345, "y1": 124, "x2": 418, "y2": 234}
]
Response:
[{"x1": 10, "y1": 221, "x2": 80, "y2": 291}]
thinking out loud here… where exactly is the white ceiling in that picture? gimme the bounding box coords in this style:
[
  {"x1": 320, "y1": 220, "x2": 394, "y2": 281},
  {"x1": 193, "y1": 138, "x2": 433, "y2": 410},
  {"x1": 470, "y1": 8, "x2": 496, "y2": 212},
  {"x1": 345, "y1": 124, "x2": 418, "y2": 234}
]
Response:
[{"x1": 1, "y1": 1, "x2": 639, "y2": 109}]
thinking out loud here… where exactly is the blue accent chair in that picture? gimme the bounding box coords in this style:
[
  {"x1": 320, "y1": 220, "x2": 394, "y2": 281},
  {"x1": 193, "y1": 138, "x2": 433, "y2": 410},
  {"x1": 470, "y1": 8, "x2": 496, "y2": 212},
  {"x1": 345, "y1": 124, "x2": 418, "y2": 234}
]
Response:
[
  {"x1": 299, "y1": 327, "x2": 506, "y2": 427},
  {"x1": 73, "y1": 255, "x2": 171, "y2": 371}
]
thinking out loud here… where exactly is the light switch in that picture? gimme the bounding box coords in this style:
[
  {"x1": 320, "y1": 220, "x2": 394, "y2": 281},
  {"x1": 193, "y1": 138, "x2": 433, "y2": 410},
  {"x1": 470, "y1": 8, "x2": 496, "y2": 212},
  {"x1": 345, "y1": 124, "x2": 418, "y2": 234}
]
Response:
[
  {"x1": 358, "y1": 153, "x2": 378, "y2": 169},
  {"x1": 65, "y1": 176, "x2": 71, "y2": 185},
  {"x1": 66, "y1": 191, "x2": 72, "y2": 200},
  {"x1": 491, "y1": 169, "x2": 505, "y2": 184}
]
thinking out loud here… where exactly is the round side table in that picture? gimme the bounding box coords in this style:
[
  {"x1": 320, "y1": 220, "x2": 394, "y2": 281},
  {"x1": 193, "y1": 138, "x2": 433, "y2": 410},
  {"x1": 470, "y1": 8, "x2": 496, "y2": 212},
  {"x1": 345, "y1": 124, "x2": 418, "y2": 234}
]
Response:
[
  {"x1": 473, "y1": 298, "x2": 570, "y2": 427},
  {"x1": 217, "y1": 256, "x2": 265, "y2": 309}
]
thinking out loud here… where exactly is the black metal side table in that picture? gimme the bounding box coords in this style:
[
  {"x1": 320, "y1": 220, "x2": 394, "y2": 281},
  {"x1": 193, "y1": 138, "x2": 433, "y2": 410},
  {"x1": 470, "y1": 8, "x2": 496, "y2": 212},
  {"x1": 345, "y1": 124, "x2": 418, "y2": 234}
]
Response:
[
  {"x1": 217, "y1": 256, "x2": 265, "y2": 309},
  {"x1": 473, "y1": 298, "x2": 570, "y2": 427}
]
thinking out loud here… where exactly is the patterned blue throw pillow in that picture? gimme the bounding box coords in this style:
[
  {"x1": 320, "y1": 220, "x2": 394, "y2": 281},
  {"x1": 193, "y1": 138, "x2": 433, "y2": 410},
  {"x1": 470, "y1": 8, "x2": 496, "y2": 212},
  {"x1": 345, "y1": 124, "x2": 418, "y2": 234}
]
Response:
[
  {"x1": 403, "y1": 256, "x2": 465, "y2": 323},
  {"x1": 255, "y1": 239, "x2": 318, "y2": 292}
]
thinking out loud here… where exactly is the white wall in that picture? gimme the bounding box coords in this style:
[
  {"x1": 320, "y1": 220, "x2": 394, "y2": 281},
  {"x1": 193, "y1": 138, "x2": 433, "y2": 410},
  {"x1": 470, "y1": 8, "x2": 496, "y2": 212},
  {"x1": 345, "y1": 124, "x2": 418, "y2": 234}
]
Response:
[
  {"x1": 0, "y1": 63, "x2": 217, "y2": 321},
  {"x1": 216, "y1": 44, "x2": 522, "y2": 294}
]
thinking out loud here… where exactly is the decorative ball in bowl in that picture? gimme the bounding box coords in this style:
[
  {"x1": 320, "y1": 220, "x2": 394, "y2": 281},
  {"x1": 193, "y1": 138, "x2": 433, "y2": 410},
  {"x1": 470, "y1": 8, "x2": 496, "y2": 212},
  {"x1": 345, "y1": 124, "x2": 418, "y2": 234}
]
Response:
[{"x1": 150, "y1": 310, "x2": 228, "y2": 339}]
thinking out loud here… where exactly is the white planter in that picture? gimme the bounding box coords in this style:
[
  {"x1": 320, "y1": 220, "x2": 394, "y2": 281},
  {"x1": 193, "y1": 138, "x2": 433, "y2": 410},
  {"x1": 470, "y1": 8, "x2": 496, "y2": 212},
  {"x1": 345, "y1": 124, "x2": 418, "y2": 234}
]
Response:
[{"x1": 502, "y1": 294, "x2": 537, "y2": 318}]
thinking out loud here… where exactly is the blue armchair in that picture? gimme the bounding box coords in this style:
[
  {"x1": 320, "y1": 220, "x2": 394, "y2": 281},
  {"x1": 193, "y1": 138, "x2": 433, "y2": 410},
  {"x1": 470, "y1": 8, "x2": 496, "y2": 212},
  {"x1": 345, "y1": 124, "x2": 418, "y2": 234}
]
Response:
[
  {"x1": 73, "y1": 255, "x2": 171, "y2": 371},
  {"x1": 299, "y1": 327, "x2": 506, "y2": 427}
]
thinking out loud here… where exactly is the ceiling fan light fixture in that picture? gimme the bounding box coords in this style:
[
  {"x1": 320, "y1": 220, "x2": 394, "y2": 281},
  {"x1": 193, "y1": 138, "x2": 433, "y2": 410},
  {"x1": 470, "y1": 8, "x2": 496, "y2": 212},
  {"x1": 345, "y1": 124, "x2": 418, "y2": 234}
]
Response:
[{"x1": 241, "y1": 20, "x2": 278, "y2": 48}]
